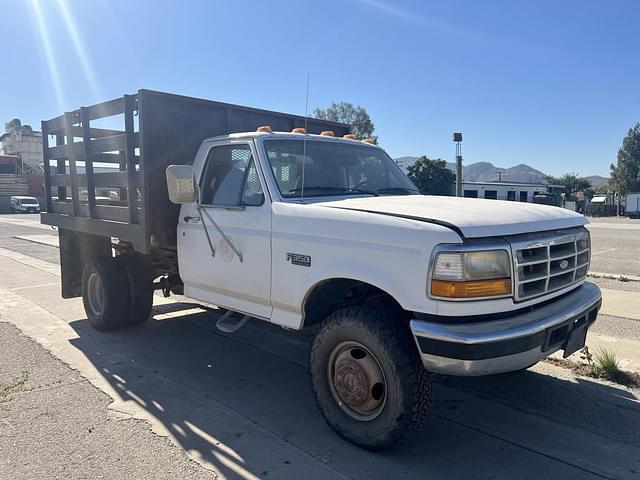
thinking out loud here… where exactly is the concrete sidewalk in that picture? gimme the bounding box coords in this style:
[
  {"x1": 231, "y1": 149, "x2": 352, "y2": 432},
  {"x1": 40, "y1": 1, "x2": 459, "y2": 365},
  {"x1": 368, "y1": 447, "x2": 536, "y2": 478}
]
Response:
[
  {"x1": 583, "y1": 288, "x2": 640, "y2": 373},
  {"x1": 0, "y1": 322, "x2": 217, "y2": 480},
  {"x1": 585, "y1": 333, "x2": 640, "y2": 373},
  {"x1": 600, "y1": 287, "x2": 640, "y2": 320},
  {"x1": 587, "y1": 221, "x2": 640, "y2": 231}
]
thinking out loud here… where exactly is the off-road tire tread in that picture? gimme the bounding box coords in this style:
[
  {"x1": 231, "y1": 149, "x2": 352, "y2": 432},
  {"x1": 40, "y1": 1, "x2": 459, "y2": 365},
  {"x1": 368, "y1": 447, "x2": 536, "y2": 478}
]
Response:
[{"x1": 310, "y1": 305, "x2": 432, "y2": 450}]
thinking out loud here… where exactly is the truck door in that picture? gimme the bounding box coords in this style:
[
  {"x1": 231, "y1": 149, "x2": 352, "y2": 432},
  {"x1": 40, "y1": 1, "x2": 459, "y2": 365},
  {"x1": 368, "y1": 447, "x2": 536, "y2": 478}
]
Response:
[{"x1": 177, "y1": 140, "x2": 272, "y2": 319}]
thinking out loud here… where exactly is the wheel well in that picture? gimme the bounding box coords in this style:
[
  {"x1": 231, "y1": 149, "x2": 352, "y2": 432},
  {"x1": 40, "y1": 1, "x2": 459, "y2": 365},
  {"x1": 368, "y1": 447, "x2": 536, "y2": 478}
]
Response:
[{"x1": 302, "y1": 278, "x2": 407, "y2": 328}]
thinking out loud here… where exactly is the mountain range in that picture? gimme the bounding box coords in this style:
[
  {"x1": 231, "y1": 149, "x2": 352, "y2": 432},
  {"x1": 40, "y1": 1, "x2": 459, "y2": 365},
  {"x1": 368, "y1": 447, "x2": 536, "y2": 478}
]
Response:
[{"x1": 394, "y1": 156, "x2": 609, "y2": 186}]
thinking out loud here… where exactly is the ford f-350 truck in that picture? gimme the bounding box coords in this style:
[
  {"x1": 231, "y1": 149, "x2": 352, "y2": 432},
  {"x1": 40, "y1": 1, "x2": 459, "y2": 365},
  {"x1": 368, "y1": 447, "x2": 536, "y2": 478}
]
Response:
[{"x1": 41, "y1": 90, "x2": 601, "y2": 450}]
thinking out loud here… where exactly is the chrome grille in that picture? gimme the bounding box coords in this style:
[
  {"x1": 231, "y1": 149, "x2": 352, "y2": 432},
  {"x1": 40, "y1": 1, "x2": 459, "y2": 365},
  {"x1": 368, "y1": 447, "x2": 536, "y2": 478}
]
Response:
[{"x1": 511, "y1": 228, "x2": 590, "y2": 301}]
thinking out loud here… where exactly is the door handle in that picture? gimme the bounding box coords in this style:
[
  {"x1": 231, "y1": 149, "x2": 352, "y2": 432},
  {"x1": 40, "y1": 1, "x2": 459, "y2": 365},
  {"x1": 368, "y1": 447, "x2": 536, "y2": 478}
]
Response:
[{"x1": 183, "y1": 215, "x2": 201, "y2": 223}]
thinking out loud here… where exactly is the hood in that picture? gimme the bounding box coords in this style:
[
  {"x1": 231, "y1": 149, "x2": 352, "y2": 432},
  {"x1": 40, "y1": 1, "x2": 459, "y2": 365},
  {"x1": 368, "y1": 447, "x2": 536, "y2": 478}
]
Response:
[{"x1": 317, "y1": 195, "x2": 587, "y2": 238}]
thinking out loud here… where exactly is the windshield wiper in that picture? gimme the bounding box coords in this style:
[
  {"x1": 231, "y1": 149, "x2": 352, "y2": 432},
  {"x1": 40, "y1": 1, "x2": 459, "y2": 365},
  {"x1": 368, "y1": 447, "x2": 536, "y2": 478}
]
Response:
[
  {"x1": 377, "y1": 187, "x2": 420, "y2": 195},
  {"x1": 286, "y1": 186, "x2": 378, "y2": 196}
]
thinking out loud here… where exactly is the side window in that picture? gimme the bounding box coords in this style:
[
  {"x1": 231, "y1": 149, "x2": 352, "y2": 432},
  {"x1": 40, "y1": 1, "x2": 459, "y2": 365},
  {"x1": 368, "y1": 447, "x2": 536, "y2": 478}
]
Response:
[
  {"x1": 241, "y1": 161, "x2": 264, "y2": 206},
  {"x1": 200, "y1": 144, "x2": 264, "y2": 206}
]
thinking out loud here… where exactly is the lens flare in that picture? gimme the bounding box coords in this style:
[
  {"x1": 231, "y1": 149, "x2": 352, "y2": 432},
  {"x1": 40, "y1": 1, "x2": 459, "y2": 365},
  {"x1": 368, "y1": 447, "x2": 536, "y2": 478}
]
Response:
[
  {"x1": 29, "y1": 0, "x2": 65, "y2": 111},
  {"x1": 56, "y1": 0, "x2": 101, "y2": 99}
]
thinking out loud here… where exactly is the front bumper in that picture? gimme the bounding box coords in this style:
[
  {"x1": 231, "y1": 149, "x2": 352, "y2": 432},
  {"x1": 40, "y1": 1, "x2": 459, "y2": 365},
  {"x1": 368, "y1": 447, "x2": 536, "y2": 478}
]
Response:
[{"x1": 410, "y1": 282, "x2": 602, "y2": 376}]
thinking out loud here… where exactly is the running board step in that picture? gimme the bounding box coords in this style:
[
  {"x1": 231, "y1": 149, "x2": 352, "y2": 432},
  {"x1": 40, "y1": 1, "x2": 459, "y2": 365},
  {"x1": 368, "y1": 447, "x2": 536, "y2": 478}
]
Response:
[{"x1": 216, "y1": 311, "x2": 251, "y2": 334}]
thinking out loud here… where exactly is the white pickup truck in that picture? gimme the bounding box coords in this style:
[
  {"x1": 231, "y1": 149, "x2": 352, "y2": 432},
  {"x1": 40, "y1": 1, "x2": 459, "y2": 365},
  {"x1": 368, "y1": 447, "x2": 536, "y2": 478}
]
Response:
[{"x1": 42, "y1": 90, "x2": 601, "y2": 450}]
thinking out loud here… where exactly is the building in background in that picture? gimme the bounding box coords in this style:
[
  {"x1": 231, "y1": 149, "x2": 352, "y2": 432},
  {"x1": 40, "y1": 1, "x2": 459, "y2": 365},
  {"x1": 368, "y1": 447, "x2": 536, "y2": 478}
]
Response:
[
  {"x1": 461, "y1": 180, "x2": 562, "y2": 204},
  {"x1": 0, "y1": 154, "x2": 20, "y2": 174},
  {"x1": 0, "y1": 119, "x2": 43, "y2": 173}
]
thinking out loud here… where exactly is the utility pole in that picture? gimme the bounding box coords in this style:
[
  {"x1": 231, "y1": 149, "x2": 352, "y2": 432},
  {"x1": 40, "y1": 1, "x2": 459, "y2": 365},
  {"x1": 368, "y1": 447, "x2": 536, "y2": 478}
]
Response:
[{"x1": 453, "y1": 132, "x2": 462, "y2": 197}]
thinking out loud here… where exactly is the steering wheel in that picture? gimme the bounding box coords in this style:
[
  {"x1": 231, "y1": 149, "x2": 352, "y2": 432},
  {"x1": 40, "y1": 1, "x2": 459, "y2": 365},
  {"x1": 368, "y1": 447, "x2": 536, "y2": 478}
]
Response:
[{"x1": 353, "y1": 179, "x2": 370, "y2": 190}]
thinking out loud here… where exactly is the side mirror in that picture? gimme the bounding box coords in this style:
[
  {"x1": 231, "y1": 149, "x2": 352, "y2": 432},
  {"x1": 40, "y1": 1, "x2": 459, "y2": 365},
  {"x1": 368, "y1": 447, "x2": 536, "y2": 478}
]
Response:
[{"x1": 166, "y1": 165, "x2": 196, "y2": 204}]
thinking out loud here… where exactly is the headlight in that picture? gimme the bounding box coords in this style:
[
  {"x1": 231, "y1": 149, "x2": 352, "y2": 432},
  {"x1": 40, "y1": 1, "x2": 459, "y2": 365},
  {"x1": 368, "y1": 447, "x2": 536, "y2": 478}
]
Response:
[{"x1": 431, "y1": 250, "x2": 511, "y2": 299}]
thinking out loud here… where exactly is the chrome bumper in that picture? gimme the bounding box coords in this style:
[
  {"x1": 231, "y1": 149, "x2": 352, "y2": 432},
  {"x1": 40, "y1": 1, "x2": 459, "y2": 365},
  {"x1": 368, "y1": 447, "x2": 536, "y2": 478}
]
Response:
[{"x1": 410, "y1": 282, "x2": 602, "y2": 376}]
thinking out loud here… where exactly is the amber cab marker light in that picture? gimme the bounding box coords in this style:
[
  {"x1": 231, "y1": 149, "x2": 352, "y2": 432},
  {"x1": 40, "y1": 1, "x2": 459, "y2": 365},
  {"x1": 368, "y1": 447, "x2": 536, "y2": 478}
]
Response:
[
  {"x1": 291, "y1": 127, "x2": 306, "y2": 134},
  {"x1": 256, "y1": 125, "x2": 272, "y2": 132},
  {"x1": 320, "y1": 130, "x2": 335, "y2": 137},
  {"x1": 343, "y1": 134, "x2": 358, "y2": 140},
  {"x1": 362, "y1": 138, "x2": 375, "y2": 144},
  {"x1": 431, "y1": 278, "x2": 511, "y2": 298}
]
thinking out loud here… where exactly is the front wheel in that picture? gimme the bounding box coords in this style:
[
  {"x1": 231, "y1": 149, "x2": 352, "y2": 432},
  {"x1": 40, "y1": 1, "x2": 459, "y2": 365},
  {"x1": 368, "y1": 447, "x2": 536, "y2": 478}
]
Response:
[{"x1": 310, "y1": 306, "x2": 432, "y2": 450}]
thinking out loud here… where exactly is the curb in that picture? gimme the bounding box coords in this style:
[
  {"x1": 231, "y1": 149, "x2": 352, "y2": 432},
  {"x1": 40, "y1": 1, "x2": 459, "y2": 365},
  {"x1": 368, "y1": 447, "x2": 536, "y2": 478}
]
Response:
[{"x1": 588, "y1": 271, "x2": 640, "y2": 283}]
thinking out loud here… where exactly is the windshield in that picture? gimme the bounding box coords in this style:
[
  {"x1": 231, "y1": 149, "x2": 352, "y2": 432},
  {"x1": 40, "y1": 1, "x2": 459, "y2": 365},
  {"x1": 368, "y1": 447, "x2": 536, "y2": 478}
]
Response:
[
  {"x1": 263, "y1": 139, "x2": 418, "y2": 198},
  {"x1": 18, "y1": 199, "x2": 38, "y2": 205}
]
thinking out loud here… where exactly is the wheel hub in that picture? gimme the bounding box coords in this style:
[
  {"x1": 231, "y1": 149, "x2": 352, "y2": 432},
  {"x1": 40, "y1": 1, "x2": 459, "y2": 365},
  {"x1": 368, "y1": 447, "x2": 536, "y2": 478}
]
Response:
[
  {"x1": 334, "y1": 358, "x2": 370, "y2": 406},
  {"x1": 329, "y1": 341, "x2": 387, "y2": 421},
  {"x1": 86, "y1": 272, "x2": 105, "y2": 317}
]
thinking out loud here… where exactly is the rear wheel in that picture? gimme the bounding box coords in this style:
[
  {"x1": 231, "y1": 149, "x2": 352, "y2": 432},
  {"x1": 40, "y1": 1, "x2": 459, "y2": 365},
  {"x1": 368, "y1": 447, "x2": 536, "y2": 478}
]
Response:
[
  {"x1": 115, "y1": 254, "x2": 154, "y2": 326},
  {"x1": 81, "y1": 257, "x2": 129, "y2": 330},
  {"x1": 310, "y1": 306, "x2": 432, "y2": 450}
]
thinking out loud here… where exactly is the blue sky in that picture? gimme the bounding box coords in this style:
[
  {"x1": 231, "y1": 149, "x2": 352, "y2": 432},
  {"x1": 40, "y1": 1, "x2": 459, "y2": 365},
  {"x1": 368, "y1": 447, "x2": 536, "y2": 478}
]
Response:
[{"x1": 1, "y1": 0, "x2": 639, "y2": 176}]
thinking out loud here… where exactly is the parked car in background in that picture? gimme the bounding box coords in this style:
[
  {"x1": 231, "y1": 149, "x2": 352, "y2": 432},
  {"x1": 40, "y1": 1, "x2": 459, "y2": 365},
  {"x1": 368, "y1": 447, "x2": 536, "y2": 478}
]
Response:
[
  {"x1": 625, "y1": 192, "x2": 640, "y2": 219},
  {"x1": 10, "y1": 196, "x2": 40, "y2": 213}
]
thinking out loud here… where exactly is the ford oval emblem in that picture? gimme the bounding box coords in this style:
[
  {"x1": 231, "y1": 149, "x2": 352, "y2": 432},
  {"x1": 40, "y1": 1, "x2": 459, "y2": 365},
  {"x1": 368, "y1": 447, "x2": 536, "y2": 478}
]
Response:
[{"x1": 559, "y1": 260, "x2": 569, "y2": 270}]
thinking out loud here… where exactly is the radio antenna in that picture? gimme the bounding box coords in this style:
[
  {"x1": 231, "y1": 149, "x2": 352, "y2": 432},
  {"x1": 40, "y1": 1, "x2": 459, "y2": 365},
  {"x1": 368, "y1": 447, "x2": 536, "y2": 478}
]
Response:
[{"x1": 300, "y1": 73, "x2": 309, "y2": 200}]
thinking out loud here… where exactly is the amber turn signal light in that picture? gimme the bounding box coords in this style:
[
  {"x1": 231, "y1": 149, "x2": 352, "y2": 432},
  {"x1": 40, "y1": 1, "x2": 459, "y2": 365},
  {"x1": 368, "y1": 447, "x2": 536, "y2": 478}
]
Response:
[{"x1": 431, "y1": 278, "x2": 511, "y2": 298}]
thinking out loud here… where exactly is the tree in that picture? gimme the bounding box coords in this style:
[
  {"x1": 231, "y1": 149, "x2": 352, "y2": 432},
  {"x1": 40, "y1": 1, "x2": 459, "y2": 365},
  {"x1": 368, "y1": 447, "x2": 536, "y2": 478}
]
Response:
[
  {"x1": 314, "y1": 102, "x2": 377, "y2": 142},
  {"x1": 406, "y1": 156, "x2": 455, "y2": 196},
  {"x1": 544, "y1": 173, "x2": 592, "y2": 201},
  {"x1": 610, "y1": 123, "x2": 640, "y2": 195}
]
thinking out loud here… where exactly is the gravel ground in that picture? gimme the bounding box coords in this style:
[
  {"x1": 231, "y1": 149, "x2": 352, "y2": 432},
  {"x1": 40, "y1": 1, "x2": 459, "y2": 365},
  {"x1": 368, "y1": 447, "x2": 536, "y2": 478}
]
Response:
[{"x1": 0, "y1": 322, "x2": 217, "y2": 480}]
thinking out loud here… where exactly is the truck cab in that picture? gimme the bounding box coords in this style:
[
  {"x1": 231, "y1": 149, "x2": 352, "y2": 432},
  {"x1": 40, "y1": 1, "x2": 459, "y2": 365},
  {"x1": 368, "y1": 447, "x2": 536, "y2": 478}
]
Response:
[{"x1": 42, "y1": 90, "x2": 601, "y2": 450}]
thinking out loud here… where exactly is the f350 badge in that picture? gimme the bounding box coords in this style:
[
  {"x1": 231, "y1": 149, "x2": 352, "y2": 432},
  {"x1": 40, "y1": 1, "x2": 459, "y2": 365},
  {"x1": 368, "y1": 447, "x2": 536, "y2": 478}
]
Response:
[{"x1": 287, "y1": 253, "x2": 311, "y2": 267}]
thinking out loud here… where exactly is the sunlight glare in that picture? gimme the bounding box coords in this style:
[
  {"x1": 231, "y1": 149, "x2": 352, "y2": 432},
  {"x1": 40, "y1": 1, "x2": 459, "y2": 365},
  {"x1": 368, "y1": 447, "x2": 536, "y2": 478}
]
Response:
[
  {"x1": 56, "y1": 0, "x2": 101, "y2": 99},
  {"x1": 29, "y1": 0, "x2": 65, "y2": 111}
]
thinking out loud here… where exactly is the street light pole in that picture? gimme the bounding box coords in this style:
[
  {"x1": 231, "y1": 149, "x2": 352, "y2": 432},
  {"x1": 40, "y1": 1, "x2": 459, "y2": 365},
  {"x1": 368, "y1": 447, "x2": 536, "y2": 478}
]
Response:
[{"x1": 453, "y1": 132, "x2": 462, "y2": 197}]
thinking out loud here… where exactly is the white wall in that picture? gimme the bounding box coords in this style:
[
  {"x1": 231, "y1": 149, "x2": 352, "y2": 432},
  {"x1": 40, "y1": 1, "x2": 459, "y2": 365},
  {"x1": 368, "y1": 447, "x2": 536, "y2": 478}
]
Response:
[
  {"x1": 626, "y1": 193, "x2": 640, "y2": 213},
  {"x1": 461, "y1": 183, "x2": 545, "y2": 202}
]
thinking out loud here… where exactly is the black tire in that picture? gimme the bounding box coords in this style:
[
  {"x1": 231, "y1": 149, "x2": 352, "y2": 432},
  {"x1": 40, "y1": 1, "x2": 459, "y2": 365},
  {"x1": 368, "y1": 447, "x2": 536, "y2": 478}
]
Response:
[
  {"x1": 115, "y1": 254, "x2": 154, "y2": 326},
  {"x1": 310, "y1": 306, "x2": 432, "y2": 450},
  {"x1": 81, "y1": 257, "x2": 130, "y2": 331}
]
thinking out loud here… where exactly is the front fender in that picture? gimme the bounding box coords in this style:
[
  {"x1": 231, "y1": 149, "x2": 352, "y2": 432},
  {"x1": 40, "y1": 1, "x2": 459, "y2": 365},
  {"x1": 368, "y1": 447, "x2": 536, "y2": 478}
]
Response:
[{"x1": 270, "y1": 204, "x2": 462, "y2": 328}]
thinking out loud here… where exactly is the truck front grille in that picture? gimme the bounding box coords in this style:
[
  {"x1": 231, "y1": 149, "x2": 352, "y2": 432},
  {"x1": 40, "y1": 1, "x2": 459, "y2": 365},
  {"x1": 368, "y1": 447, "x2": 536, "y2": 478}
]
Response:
[{"x1": 511, "y1": 228, "x2": 590, "y2": 301}]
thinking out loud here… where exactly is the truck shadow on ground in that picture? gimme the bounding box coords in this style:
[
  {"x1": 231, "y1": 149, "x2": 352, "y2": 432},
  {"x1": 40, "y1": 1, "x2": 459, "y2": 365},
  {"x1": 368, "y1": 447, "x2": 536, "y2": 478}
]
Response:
[{"x1": 67, "y1": 303, "x2": 640, "y2": 480}]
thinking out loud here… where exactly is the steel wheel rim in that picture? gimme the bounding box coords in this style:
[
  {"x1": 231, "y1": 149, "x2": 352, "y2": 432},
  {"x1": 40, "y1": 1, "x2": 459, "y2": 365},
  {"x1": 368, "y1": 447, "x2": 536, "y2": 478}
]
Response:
[
  {"x1": 327, "y1": 340, "x2": 388, "y2": 421},
  {"x1": 87, "y1": 272, "x2": 105, "y2": 317}
]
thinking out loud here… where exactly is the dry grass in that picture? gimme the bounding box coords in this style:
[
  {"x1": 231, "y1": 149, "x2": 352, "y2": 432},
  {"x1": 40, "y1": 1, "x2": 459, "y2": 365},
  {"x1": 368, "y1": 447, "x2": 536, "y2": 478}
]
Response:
[
  {"x1": 0, "y1": 369, "x2": 29, "y2": 404},
  {"x1": 593, "y1": 347, "x2": 619, "y2": 374},
  {"x1": 546, "y1": 348, "x2": 640, "y2": 388}
]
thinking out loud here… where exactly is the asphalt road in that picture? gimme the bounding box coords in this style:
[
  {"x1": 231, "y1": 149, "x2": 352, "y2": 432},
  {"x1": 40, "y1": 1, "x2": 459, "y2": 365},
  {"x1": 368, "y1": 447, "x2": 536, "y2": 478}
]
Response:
[
  {"x1": 1, "y1": 214, "x2": 639, "y2": 479},
  {"x1": 588, "y1": 218, "x2": 640, "y2": 277}
]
